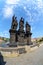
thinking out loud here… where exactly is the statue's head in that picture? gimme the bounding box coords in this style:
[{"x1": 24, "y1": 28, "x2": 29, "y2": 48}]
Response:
[
  {"x1": 20, "y1": 17, "x2": 24, "y2": 23},
  {"x1": 26, "y1": 21, "x2": 30, "y2": 27},
  {"x1": 15, "y1": 17, "x2": 17, "y2": 21}
]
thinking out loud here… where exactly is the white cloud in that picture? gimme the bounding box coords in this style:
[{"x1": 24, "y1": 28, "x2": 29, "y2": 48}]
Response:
[
  {"x1": 2, "y1": 0, "x2": 43, "y2": 19},
  {"x1": 3, "y1": 6, "x2": 13, "y2": 18},
  {"x1": 37, "y1": 0, "x2": 43, "y2": 13},
  {"x1": 2, "y1": 0, "x2": 20, "y2": 18},
  {"x1": 23, "y1": 6, "x2": 32, "y2": 21},
  {"x1": 6, "y1": 0, "x2": 20, "y2": 5},
  {"x1": 23, "y1": 0, "x2": 43, "y2": 23},
  {"x1": 37, "y1": 0, "x2": 43, "y2": 8}
]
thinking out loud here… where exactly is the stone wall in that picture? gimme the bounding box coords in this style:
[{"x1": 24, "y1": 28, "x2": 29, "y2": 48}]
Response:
[{"x1": 0, "y1": 47, "x2": 26, "y2": 57}]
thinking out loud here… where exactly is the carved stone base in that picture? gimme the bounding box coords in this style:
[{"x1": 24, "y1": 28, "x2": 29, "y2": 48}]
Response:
[
  {"x1": 9, "y1": 43, "x2": 17, "y2": 47},
  {"x1": 17, "y1": 42, "x2": 26, "y2": 46}
]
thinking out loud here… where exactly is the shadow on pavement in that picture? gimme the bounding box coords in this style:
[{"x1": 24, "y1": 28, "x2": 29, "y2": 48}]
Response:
[{"x1": 0, "y1": 52, "x2": 6, "y2": 65}]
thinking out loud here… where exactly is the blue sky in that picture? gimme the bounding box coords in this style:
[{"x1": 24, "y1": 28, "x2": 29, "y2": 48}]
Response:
[{"x1": 0, "y1": 0, "x2": 43, "y2": 38}]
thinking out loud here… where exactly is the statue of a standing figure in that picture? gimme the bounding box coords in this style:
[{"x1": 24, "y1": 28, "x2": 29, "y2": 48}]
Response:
[
  {"x1": 11, "y1": 15, "x2": 18, "y2": 30},
  {"x1": 26, "y1": 21, "x2": 30, "y2": 33},
  {"x1": 19, "y1": 17, "x2": 24, "y2": 32}
]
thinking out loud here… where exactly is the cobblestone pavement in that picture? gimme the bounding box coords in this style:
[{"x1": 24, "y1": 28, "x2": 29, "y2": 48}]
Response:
[{"x1": 4, "y1": 45, "x2": 43, "y2": 65}]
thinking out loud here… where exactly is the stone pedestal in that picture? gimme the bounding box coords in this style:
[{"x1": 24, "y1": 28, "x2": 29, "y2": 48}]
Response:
[
  {"x1": 25, "y1": 22, "x2": 32, "y2": 45},
  {"x1": 25, "y1": 32, "x2": 32, "y2": 45},
  {"x1": 9, "y1": 29, "x2": 17, "y2": 47},
  {"x1": 18, "y1": 31, "x2": 25, "y2": 46}
]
